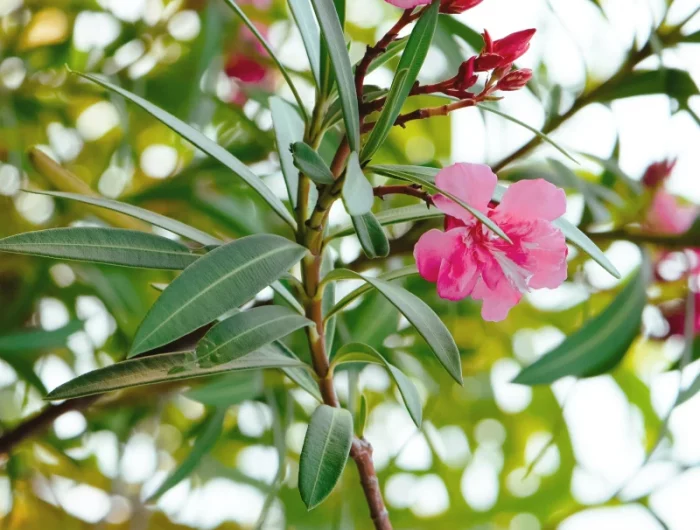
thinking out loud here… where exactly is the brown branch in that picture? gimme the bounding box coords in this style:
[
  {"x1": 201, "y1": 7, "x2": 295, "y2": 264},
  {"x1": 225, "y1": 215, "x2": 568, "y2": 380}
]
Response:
[
  {"x1": 351, "y1": 438, "x2": 392, "y2": 530},
  {"x1": 374, "y1": 185, "x2": 433, "y2": 205},
  {"x1": 0, "y1": 396, "x2": 99, "y2": 456}
]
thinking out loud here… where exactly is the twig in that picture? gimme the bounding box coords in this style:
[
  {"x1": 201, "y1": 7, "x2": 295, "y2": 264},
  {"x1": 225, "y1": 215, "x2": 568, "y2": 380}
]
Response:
[{"x1": 373, "y1": 185, "x2": 433, "y2": 205}]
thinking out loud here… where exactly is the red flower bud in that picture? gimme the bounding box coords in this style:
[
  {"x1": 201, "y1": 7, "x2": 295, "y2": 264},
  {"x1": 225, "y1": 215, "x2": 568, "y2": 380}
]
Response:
[
  {"x1": 440, "y1": 0, "x2": 484, "y2": 14},
  {"x1": 491, "y1": 28, "x2": 536, "y2": 66},
  {"x1": 642, "y1": 159, "x2": 677, "y2": 188},
  {"x1": 474, "y1": 53, "x2": 504, "y2": 72},
  {"x1": 455, "y1": 56, "x2": 478, "y2": 90},
  {"x1": 496, "y1": 68, "x2": 532, "y2": 91}
]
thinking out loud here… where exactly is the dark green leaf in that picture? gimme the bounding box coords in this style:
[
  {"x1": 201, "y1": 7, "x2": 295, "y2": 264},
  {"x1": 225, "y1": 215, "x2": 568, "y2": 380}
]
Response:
[
  {"x1": 0, "y1": 321, "x2": 82, "y2": 353},
  {"x1": 596, "y1": 68, "x2": 699, "y2": 106},
  {"x1": 323, "y1": 269, "x2": 462, "y2": 384},
  {"x1": 438, "y1": 15, "x2": 483, "y2": 50},
  {"x1": 514, "y1": 264, "x2": 649, "y2": 385},
  {"x1": 333, "y1": 342, "x2": 422, "y2": 427},
  {"x1": 130, "y1": 235, "x2": 307, "y2": 356},
  {"x1": 289, "y1": 0, "x2": 322, "y2": 86},
  {"x1": 292, "y1": 142, "x2": 335, "y2": 185},
  {"x1": 311, "y1": 0, "x2": 360, "y2": 151},
  {"x1": 351, "y1": 212, "x2": 390, "y2": 258},
  {"x1": 196, "y1": 306, "x2": 313, "y2": 367},
  {"x1": 342, "y1": 152, "x2": 374, "y2": 216},
  {"x1": 0, "y1": 228, "x2": 198, "y2": 270},
  {"x1": 46, "y1": 347, "x2": 305, "y2": 400},
  {"x1": 299, "y1": 404, "x2": 353, "y2": 509},
  {"x1": 361, "y1": 1, "x2": 439, "y2": 162},
  {"x1": 72, "y1": 72, "x2": 296, "y2": 229},
  {"x1": 271, "y1": 97, "x2": 305, "y2": 207},
  {"x1": 330, "y1": 203, "x2": 440, "y2": 239},
  {"x1": 366, "y1": 38, "x2": 408, "y2": 74},
  {"x1": 273, "y1": 341, "x2": 323, "y2": 401},
  {"x1": 147, "y1": 408, "x2": 226, "y2": 502},
  {"x1": 32, "y1": 191, "x2": 221, "y2": 246}
]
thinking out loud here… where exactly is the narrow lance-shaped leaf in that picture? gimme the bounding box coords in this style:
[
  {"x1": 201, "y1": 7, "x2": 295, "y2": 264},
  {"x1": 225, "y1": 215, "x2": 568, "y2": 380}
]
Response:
[
  {"x1": 130, "y1": 234, "x2": 307, "y2": 356},
  {"x1": 30, "y1": 190, "x2": 221, "y2": 246},
  {"x1": 72, "y1": 72, "x2": 296, "y2": 229},
  {"x1": 292, "y1": 142, "x2": 335, "y2": 185},
  {"x1": 323, "y1": 269, "x2": 462, "y2": 384},
  {"x1": 274, "y1": 341, "x2": 323, "y2": 402},
  {"x1": 0, "y1": 228, "x2": 199, "y2": 270},
  {"x1": 196, "y1": 306, "x2": 313, "y2": 367},
  {"x1": 185, "y1": 372, "x2": 263, "y2": 407},
  {"x1": 271, "y1": 97, "x2": 305, "y2": 207},
  {"x1": 351, "y1": 212, "x2": 389, "y2": 259},
  {"x1": 299, "y1": 404, "x2": 353, "y2": 509},
  {"x1": 330, "y1": 203, "x2": 441, "y2": 239},
  {"x1": 333, "y1": 342, "x2": 422, "y2": 427},
  {"x1": 342, "y1": 152, "x2": 374, "y2": 216},
  {"x1": 289, "y1": 0, "x2": 322, "y2": 86},
  {"x1": 147, "y1": 408, "x2": 226, "y2": 502},
  {"x1": 46, "y1": 347, "x2": 305, "y2": 400},
  {"x1": 311, "y1": 0, "x2": 360, "y2": 151},
  {"x1": 513, "y1": 262, "x2": 649, "y2": 385},
  {"x1": 361, "y1": 0, "x2": 440, "y2": 162}
]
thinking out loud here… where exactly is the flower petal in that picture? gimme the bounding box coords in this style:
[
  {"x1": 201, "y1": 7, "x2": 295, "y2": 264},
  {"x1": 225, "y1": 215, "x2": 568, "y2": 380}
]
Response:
[
  {"x1": 433, "y1": 163, "x2": 497, "y2": 224},
  {"x1": 646, "y1": 190, "x2": 699, "y2": 235},
  {"x1": 414, "y1": 228, "x2": 465, "y2": 283},
  {"x1": 521, "y1": 220, "x2": 568, "y2": 289},
  {"x1": 498, "y1": 179, "x2": 566, "y2": 221},
  {"x1": 471, "y1": 277, "x2": 522, "y2": 322},
  {"x1": 437, "y1": 248, "x2": 479, "y2": 301},
  {"x1": 384, "y1": 0, "x2": 431, "y2": 7}
]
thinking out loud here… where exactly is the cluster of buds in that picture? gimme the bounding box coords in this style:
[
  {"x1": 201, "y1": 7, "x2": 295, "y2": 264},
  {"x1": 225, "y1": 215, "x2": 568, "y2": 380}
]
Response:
[
  {"x1": 387, "y1": 0, "x2": 484, "y2": 13},
  {"x1": 452, "y1": 29, "x2": 535, "y2": 96}
]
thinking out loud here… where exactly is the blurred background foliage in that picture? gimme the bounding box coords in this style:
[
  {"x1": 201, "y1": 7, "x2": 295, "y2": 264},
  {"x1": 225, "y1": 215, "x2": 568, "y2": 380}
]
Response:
[{"x1": 0, "y1": 0, "x2": 699, "y2": 529}]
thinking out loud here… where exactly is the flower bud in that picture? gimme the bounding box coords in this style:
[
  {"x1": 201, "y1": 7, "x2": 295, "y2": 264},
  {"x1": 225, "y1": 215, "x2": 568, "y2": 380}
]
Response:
[
  {"x1": 491, "y1": 28, "x2": 536, "y2": 66},
  {"x1": 455, "y1": 57, "x2": 478, "y2": 90},
  {"x1": 496, "y1": 68, "x2": 532, "y2": 91},
  {"x1": 642, "y1": 159, "x2": 676, "y2": 188}
]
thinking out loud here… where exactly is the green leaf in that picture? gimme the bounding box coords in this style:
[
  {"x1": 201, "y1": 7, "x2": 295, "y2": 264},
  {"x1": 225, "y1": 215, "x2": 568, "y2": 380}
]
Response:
[
  {"x1": 196, "y1": 306, "x2": 313, "y2": 367},
  {"x1": 438, "y1": 14, "x2": 483, "y2": 50},
  {"x1": 478, "y1": 104, "x2": 579, "y2": 166},
  {"x1": 342, "y1": 152, "x2": 374, "y2": 216},
  {"x1": 684, "y1": 30, "x2": 700, "y2": 43},
  {"x1": 292, "y1": 142, "x2": 335, "y2": 185},
  {"x1": 371, "y1": 164, "x2": 620, "y2": 278},
  {"x1": 273, "y1": 341, "x2": 323, "y2": 401},
  {"x1": 547, "y1": 159, "x2": 611, "y2": 223},
  {"x1": 351, "y1": 212, "x2": 390, "y2": 258},
  {"x1": 147, "y1": 408, "x2": 226, "y2": 502},
  {"x1": 323, "y1": 269, "x2": 462, "y2": 384},
  {"x1": 46, "y1": 346, "x2": 305, "y2": 400},
  {"x1": 299, "y1": 404, "x2": 353, "y2": 509},
  {"x1": 271, "y1": 97, "x2": 305, "y2": 207},
  {"x1": 370, "y1": 164, "x2": 511, "y2": 243},
  {"x1": 366, "y1": 38, "x2": 408, "y2": 75},
  {"x1": 311, "y1": 0, "x2": 360, "y2": 151},
  {"x1": 333, "y1": 343, "x2": 422, "y2": 427},
  {"x1": 361, "y1": 1, "x2": 439, "y2": 162},
  {"x1": 322, "y1": 251, "x2": 337, "y2": 352},
  {"x1": 72, "y1": 72, "x2": 296, "y2": 229},
  {"x1": 595, "y1": 68, "x2": 699, "y2": 106},
  {"x1": 271, "y1": 280, "x2": 305, "y2": 314},
  {"x1": 325, "y1": 265, "x2": 418, "y2": 318},
  {"x1": 513, "y1": 264, "x2": 649, "y2": 385},
  {"x1": 185, "y1": 372, "x2": 263, "y2": 406},
  {"x1": 289, "y1": 0, "x2": 322, "y2": 86},
  {"x1": 0, "y1": 228, "x2": 198, "y2": 270},
  {"x1": 0, "y1": 321, "x2": 82, "y2": 353},
  {"x1": 130, "y1": 234, "x2": 307, "y2": 356},
  {"x1": 222, "y1": 0, "x2": 308, "y2": 121},
  {"x1": 355, "y1": 394, "x2": 367, "y2": 438},
  {"x1": 32, "y1": 191, "x2": 221, "y2": 246},
  {"x1": 330, "y1": 203, "x2": 440, "y2": 239}
]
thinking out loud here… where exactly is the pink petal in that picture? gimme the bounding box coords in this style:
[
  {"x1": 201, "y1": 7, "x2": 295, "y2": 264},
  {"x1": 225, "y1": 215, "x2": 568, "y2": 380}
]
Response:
[
  {"x1": 384, "y1": 0, "x2": 431, "y2": 7},
  {"x1": 646, "y1": 190, "x2": 699, "y2": 235},
  {"x1": 498, "y1": 179, "x2": 566, "y2": 221},
  {"x1": 471, "y1": 277, "x2": 522, "y2": 322},
  {"x1": 521, "y1": 220, "x2": 568, "y2": 289},
  {"x1": 437, "y1": 248, "x2": 479, "y2": 301},
  {"x1": 414, "y1": 228, "x2": 465, "y2": 283},
  {"x1": 433, "y1": 163, "x2": 497, "y2": 224}
]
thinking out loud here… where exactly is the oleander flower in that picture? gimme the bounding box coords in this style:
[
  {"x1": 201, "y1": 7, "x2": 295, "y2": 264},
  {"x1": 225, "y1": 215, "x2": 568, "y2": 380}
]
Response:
[
  {"x1": 414, "y1": 163, "x2": 569, "y2": 321},
  {"x1": 385, "y1": 0, "x2": 483, "y2": 12},
  {"x1": 645, "y1": 189, "x2": 699, "y2": 235}
]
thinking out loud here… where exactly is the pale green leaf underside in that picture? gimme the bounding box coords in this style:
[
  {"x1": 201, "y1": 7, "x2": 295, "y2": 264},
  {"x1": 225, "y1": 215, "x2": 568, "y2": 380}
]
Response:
[{"x1": 299, "y1": 404, "x2": 353, "y2": 509}]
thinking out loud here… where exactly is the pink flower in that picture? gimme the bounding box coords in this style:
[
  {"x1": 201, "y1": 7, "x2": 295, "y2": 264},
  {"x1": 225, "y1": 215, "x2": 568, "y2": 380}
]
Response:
[
  {"x1": 645, "y1": 190, "x2": 698, "y2": 235},
  {"x1": 385, "y1": 0, "x2": 431, "y2": 7},
  {"x1": 440, "y1": 0, "x2": 484, "y2": 13},
  {"x1": 414, "y1": 164, "x2": 569, "y2": 321},
  {"x1": 664, "y1": 292, "x2": 700, "y2": 337}
]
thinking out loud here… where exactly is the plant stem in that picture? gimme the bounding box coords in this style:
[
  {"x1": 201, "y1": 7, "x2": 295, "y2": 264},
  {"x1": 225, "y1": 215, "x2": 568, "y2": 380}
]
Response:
[{"x1": 374, "y1": 185, "x2": 433, "y2": 205}]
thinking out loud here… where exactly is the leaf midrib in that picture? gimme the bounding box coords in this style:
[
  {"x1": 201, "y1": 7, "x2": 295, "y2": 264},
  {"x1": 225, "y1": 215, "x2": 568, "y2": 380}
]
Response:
[{"x1": 308, "y1": 411, "x2": 337, "y2": 504}]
